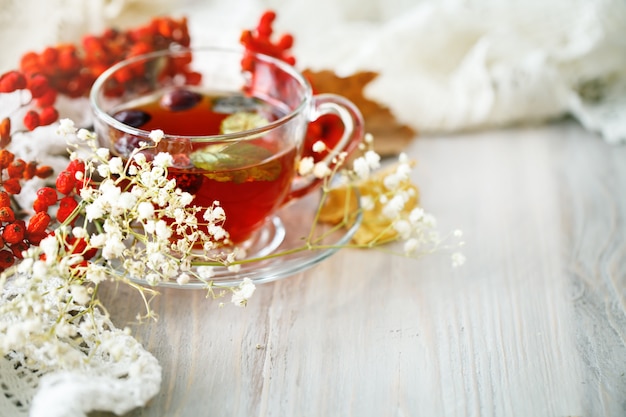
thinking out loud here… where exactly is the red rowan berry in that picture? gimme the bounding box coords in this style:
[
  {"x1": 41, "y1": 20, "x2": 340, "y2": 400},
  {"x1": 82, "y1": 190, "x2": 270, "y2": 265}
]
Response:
[
  {"x1": 0, "y1": 249, "x2": 15, "y2": 270},
  {"x1": 39, "y1": 106, "x2": 59, "y2": 126},
  {"x1": 57, "y1": 196, "x2": 78, "y2": 224},
  {"x1": 20, "y1": 52, "x2": 40, "y2": 73},
  {"x1": 27, "y1": 74, "x2": 49, "y2": 99},
  {"x1": 0, "y1": 206, "x2": 15, "y2": 222},
  {"x1": 23, "y1": 161, "x2": 38, "y2": 180},
  {"x1": 3, "y1": 178, "x2": 21, "y2": 194},
  {"x1": 36, "y1": 187, "x2": 57, "y2": 206},
  {"x1": 10, "y1": 241, "x2": 29, "y2": 259},
  {"x1": 0, "y1": 191, "x2": 10, "y2": 207},
  {"x1": 66, "y1": 159, "x2": 85, "y2": 176},
  {"x1": 7, "y1": 159, "x2": 26, "y2": 179},
  {"x1": 35, "y1": 88, "x2": 57, "y2": 107},
  {"x1": 32, "y1": 197, "x2": 49, "y2": 213},
  {"x1": 27, "y1": 211, "x2": 51, "y2": 236},
  {"x1": 0, "y1": 149, "x2": 15, "y2": 169},
  {"x1": 23, "y1": 110, "x2": 40, "y2": 131},
  {"x1": 3, "y1": 221, "x2": 25, "y2": 244},
  {"x1": 41, "y1": 47, "x2": 59, "y2": 66},
  {"x1": 0, "y1": 118, "x2": 10, "y2": 148},
  {"x1": 35, "y1": 165, "x2": 54, "y2": 179},
  {"x1": 55, "y1": 170, "x2": 76, "y2": 195},
  {"x1": 0, "y1": 71, "x2": 27, "y2": 93}
]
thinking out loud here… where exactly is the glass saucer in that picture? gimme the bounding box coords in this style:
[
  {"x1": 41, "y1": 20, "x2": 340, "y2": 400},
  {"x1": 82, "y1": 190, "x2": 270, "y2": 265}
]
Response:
[{"x1": 128, "y1": 190, "x2": 362, "y2": 289}]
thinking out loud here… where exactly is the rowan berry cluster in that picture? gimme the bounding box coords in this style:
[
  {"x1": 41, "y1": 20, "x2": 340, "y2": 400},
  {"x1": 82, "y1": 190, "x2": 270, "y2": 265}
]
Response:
[
  {"x1": 0, "y1": 148, "x2": 54, "y2": 270},
  {"x1": 240, "y1": 10, "x2": 295, "y2": 72},
  {"x1": 0, "y1": 16, "x2": 191, "y2": 132}
]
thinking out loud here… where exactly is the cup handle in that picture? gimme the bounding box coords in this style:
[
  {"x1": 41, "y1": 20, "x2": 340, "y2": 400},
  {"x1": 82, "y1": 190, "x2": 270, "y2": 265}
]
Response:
[{"x1": 287, "y1": 93, "x2": 364, "y2": 201}]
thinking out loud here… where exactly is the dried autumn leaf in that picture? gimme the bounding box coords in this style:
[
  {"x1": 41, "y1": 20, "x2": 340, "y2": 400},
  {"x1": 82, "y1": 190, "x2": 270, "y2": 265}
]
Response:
[
  {"x1": 319, "y1": 162, "x2": 419, "y2": 246},
  {"x1": 304, "y1": 69, "x2": 417, "y2": 156}
]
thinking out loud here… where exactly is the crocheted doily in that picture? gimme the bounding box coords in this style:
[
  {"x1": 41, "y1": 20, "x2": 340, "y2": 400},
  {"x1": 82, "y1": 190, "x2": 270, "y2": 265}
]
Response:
[{"x1": 0, "y1": 277, "x2": 162, "y2": 417}]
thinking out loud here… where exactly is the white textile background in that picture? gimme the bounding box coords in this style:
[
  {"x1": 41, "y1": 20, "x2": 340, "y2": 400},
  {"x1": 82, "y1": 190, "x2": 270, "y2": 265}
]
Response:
[{"x1": 1, "y1": 0, "x2": 625, "y2": 143}]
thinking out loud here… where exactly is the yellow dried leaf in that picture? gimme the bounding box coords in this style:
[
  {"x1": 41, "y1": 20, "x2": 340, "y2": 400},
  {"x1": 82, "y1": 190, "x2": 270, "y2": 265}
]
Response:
[{"x1": 319, "y1": 163, "x2": 419, "y2": 246}]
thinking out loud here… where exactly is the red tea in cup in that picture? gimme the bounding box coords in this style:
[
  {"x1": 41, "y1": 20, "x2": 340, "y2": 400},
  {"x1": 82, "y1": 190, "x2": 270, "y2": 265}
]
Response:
[{"x1": 91, "y1": 47, "x2": 364, "y2": 247}]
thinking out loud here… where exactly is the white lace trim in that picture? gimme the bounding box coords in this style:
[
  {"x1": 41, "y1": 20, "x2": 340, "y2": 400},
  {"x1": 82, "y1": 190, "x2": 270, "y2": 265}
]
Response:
[{"x1": 1, "y1": 276, "x2": 162, "y2": 417}]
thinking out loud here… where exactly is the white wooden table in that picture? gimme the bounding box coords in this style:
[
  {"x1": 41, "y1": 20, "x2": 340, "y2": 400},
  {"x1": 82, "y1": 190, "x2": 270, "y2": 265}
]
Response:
[{"x1": 99, "y1": 120, "x2": 626, "y2": 417}]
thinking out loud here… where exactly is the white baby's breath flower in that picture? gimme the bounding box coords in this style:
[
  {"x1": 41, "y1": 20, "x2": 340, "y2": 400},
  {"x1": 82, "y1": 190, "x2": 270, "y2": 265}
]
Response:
[
  {"x1": 85, "y1": 200, "x2": 105, "y2": 221},
  {"x1": 72, "y1": 227, "x2": 86, "y2": 238},
  {"x1": 133, "y1": 152, "x2": 147, "y2": 165},
  {"x1": 403, "y1": 238, "x2": 419, "y2": 254},
  {"x1": 77, "y1": 128, "x2": 96, "y2": 141},
  {"x1": 228, "y1": 264, "x2": 241, "y2": 273},
  {"x1": 153, "y1": 152, "x2": 173, "y2": 168},
  {"x1": 312, "y1": 140, "x2": 327, "y2": 153},
  {"x1": 398, "y1": 152, "x2": 409, "y2": 164},
  {"x1": 313, "y1": 161, "x2": 331, "y2": 178},
  {"x1": 127, "y1": 164, "x2": 138, "y2": 176},
  {"x1": 231, "y1": 278, "x2": 256, "y2": 306},
  {"x1": 95, "y1": 148, "x2": 110, "y2": 159},
  {"x1": 360, "y1": 195, "x2": 375, "y2": 211},
  {"x1": 352, "y1": 156, "x2": 370, "y2": 180},
  {"x1": 146, "y1": 273, "x2": 161, "y2": 286},
  {"x1": 86, "y1": 265, "x2": 108, "y2": 284},
  {"x1": 149, "y1": 129, "x2": 165, "y2": 143},
  {"x1": 298, "y1": 156, "x2": 314, "y2": 176},
  {"x1": 197, "y1": 266, "x2": 215, "y2": 280},
  {"x1": 364, "y1": 150, "x2": 381, "y2": 170},
  {"x1": 102, "y1": 236, "x2": 125, "y2": 260},
  {"x1": 97, "y1": 164, "x2": 111, "y2": 177},
  {"x1": 70, "y1": 285, "x2": 91, "y2": 305},
  {"x1": 108, "y1": 157, "x2": 124, "y2": 174},
  {"x1": 179, "y1": 192, "x2": 193, "y2": 206},
  {"x1": 383, "y1": 173, "x2": 401, "y2": 191},
  {"x1": 116, "y1": 192, "x2": 137, "y2": 212},
  {"x1": 137, "y1": 201, "x2": 155, "y2": 220},
  {"x1": 382, "y1": 195, "x2": 406, "y2": 219},
  {"x1": 177, "y1": 273, "x2": 191, "y2": 285},
  {"x1": 56, "y1": 118, "x2": 77, "y2": 136},
  {"x1": 409, "y1": 207, "x2": 425, "y2": 224},
  {"x1": 39, "y1": 235, "x2": 58, "y2": 264},
  {"x1": 203, "y1": 205, "x2": 226, "y2": 222},
  {"x1": 208, "y1": 224, "x2": 228, "y2": 241},
  {"x1": 393, "y1": 219, "x2": 411, "y2": 240},
  {"x1": 89, "y1": 233, "x2": 107, "y2": 248},
  {"x1": 364, "y1": 132, "x2": 374, "y2": 144},
  {"x1": 452, "y1": 252, "x2": 466, "y2": 267},
  {"x1": 155, "y1": 220, "x2": 172, "y2": 239}
]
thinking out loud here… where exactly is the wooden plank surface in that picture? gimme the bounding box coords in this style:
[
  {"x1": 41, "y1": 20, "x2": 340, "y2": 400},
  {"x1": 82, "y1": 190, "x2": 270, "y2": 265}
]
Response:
[{"x1": 99, "y1": 120, "x2": 626, "y2": 417}]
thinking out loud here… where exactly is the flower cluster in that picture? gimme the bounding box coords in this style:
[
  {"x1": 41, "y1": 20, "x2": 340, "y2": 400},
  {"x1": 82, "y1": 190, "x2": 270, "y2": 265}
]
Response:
[
  {"x1": 0, "y1": 119, "x2": 261, "y2": 364},
  {"x1": 307, "y1": 134, "x2": 465, "y2": 265}
]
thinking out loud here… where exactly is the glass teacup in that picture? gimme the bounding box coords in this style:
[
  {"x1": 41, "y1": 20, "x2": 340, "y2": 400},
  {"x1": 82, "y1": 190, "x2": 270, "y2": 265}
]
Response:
[{"x1": 89, "y1": 47, "x2": 364, "y2": 250}]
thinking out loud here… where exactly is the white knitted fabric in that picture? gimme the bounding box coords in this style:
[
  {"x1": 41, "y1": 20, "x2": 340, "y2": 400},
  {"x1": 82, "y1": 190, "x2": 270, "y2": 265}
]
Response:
[{"x1": 253, "y1": 0, "x2": 626, "y2": 143}]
